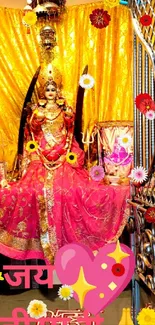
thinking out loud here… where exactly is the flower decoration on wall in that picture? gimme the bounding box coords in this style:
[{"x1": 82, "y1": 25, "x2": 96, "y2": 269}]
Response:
[
  {"x1": 145, "y1": 110, "x2": 155, "y2": 120},
  {"x1": 118, "y1": 134, "x2": 132, "y2": 148},
  {"x1": 140, "y1": 14, "x2": 152, "y2": 27},
  {"x1": 79, "y1": 74, "x2": 95, "y2": 89},
  {"x1": 137, "y1": 307, "x2": 155, "y2": 325},
  {"x1": 58, "y1": 285, "x2": 74, "y2": 301},
  {"x1": 103, "y1": 0, "x2": 120, "y2": 8},
  {"x1": 27, "y1": 300, "x2": 47, "y2": 319},
  {"x1": 135, "y1": 93, "x2": 152, "y2": 109},
  {"x1": 26, "y1": 141, "x2": 39, "y2": 153},
  {"x1": 135, "y1": 93, "x2": 155, "y2": 118},
  {"x1": 89, "y1": 9, "x2": 111, "y2": 29},
  {"x1": 89, "y1": 165, "x2": 105, "y2": 181},
  {"x1": 144, "y1": 207, "x2": 155, "y2": 224},
  {"x1": 131, "y1": 166, "x2": 148, "y2": 183},
  {"x1": 66, "y1": 152, "x2": 77, "y2": 164}
]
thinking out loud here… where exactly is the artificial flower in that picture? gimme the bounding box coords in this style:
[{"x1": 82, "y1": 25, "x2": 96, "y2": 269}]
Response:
[
  {"x1": 140, "y1": 14, "x2": 152, "y2": 27},
  {"x1": 79, "y1": 74, "x2": 95, "y2": 89},
  {"x1": 27, "y1": 300, "x2": 47, "y2": 319},
  {"x1": 89, "y1": 165, "x2": 105, "y2": 182},
  {"x1": 131, "y1": 166, "x2": 148, "y2": 183},
  {"x1": 145, "y1": 110, "x2": 155, "y2": 120},
  {"x1": 103, "y1": 0, "x2": 120, "y2": 7},
  {"x1": 23, "y1": 11, "x2": 37, "y2": 26},
  {"x1": 111, "y1": 263, "x2": 125, "y2": 276},
  {"x1": 89, "y1": 9, "x2": 111, "y2": 29},
  {"x1": 58, "y1": 285, "x2": 74, "y2": 301},
  {"x1": 138, "y1": 99, "x2": 155, "y2": 115},
  {"x1": 144, "y1": 207, "x2": 155, "y2": 224},
  {"x1": 137, "y1": 307, "x2": 155, "y2": 325},
  {"x1": 66, "y1": 152, "x2": 77, "y2": 164},
  {"x1": 26, "y1": 141, "x2": 38, "y2": 153},
  {"x1": 118, "y1": 134, "x2": 132, "y2": 148},
  {"x1": 135, "y1": 93, "x2": 152, "y2": 109}
]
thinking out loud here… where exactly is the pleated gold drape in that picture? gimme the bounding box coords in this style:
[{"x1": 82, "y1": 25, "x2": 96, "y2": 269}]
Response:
[{"x1": 0, "y1": 3, "x2": 133, "y2": 169}]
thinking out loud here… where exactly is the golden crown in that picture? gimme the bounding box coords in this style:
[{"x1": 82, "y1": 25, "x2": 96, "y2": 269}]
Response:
[{"x1": 37, "y1": 62, "x2": 63, "y2": 97}]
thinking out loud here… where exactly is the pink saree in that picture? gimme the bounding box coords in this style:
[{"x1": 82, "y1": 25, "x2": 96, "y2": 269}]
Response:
[{"x1": 0, "y1": 107, "x2": 130, "y2": 264}]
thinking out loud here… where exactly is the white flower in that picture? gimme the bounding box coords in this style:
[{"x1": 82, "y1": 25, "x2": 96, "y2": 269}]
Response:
[
  {"x1": 131, "y1": 166, "x2": 148, "y2": 183},
  {"x1": 118, "y1": 134, "x2": 132, "y2": 148},
  {"x1": 27, "y1": 300, "x2": 47, "y2": 319},
  {"x1": 58, "y1": 285, "x2": 74, "y2": 301},
  {"x1": 145, "y1": 110, "x2": 155, "y2": 120},
  {"x1": 79, "y1": 74, "x2": 95, "y2": 89}
]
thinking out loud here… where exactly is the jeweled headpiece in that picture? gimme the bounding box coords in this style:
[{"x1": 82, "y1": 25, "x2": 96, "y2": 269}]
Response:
[{"x1": 37, "y1": 62, "x2": 63, "y2": 98}]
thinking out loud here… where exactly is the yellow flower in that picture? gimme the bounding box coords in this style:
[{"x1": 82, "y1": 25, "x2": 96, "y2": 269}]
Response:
[
  {"x1": 66, "y1": 152, "x2": 77, "y2": 164},
  {"x1": 103, "y1": 0, "x2": 120, "y2": 8},
  {"x1": 58, "y1": 285, "x2": 73, "y2": 301},
  {"x1": 27, "y1": 300, "x2": 47, "y2": 319},
  {"x1": 137, "y1": 308, "x2": 155, "y2": 325},
  {"x1": 23, "y1": 12, "x2": 37, "y2": 26},
  {"x1": 26, "y1": 141, "x2": 38, "y2": 153}
]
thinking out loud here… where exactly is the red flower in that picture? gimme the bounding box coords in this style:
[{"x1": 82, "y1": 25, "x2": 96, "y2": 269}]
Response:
[
  {"x1": 89, "y1": 9, "x2": 111, "y2": 29},
  {"x1": 139, "y1": 99, "x2": 155, "y2": 114},
  {"x1": 140, "y1": 14, "x2": 152, "y2": 26},
  {"x1": 135, "y1": 93, "x2": 152, "y2": 109},
  {"x1": 112, "y1": 263, "x2": 125, "y2": 276},
  {"x1": 144, "y1": 207, "x2": 155, "y2": 223}
]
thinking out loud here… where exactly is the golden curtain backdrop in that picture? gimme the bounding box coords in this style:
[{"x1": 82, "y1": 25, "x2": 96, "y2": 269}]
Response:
[{"x1": 0, "y1": 3, "x2": 133, "y2": 169}]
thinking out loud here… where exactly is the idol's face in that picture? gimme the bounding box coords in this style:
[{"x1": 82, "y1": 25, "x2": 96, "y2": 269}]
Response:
[{"x1": 45, "y1": 84, "x2": 57, "y2": 101}]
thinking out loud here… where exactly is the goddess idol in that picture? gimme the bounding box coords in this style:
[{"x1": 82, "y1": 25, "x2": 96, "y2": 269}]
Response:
[{"x1": 0, "y1": 68, "x2": 130, "y2": 264}]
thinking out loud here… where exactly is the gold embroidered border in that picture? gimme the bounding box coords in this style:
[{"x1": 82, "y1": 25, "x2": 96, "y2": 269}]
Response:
[
  {"x1": 0, "y1": 228, "x2": 41, "y2": 250},
  {"x1": 98, "y1": 121, "x2": 133, "y2": 128},
  {"x1": 37, "y1": 170, "x2": 58, "y2": 264}
]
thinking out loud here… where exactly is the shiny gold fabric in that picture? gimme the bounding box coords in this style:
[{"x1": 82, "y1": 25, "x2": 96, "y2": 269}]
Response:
[{"x1": 0, "y1": 4, "x2": 133, "y2": 170}]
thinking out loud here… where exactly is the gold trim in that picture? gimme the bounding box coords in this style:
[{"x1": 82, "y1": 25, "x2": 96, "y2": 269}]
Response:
[
  {"x1": 0, "y1": 228, "x2": 41, "y2": 250},
  {"x1": 98, "y1": 121, "x2": 133, "y2": 128}
]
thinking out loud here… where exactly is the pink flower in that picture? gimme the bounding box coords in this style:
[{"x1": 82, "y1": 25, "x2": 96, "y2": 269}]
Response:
[
  {"x1": 131, "y1": 166, "x2": 148, "y2": 183},
  {"x1": 89, "y1": 166, "x2": 105, "y2": 181},
  {"x1": 145, "y1": 110, "x2": 155, "y2": 120}
]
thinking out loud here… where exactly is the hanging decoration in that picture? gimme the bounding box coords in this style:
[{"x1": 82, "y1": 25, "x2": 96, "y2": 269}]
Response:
[
  {"x1": 23, "y1": 0, "x2": 66, "y2": 34},
  {"x1": 89, "y1": 9, "x2": 111, "y2": 29},
  {"x1": 23, "y1": 11, "x2": 37, "y2": 26}
]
